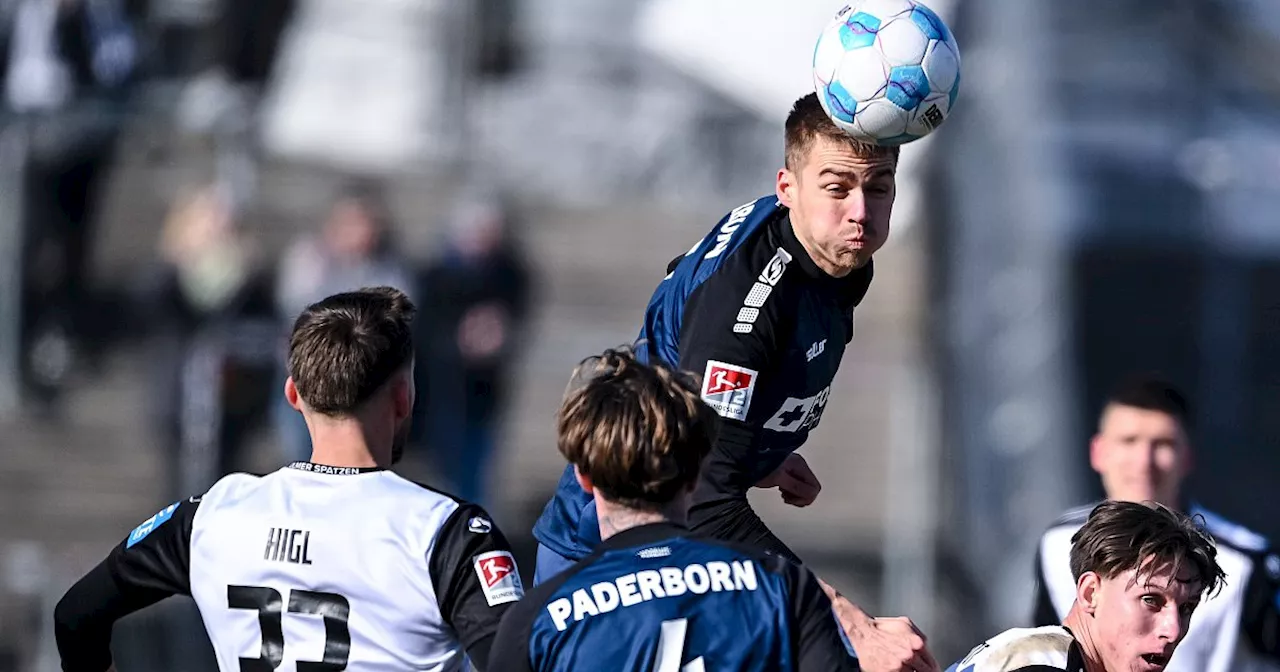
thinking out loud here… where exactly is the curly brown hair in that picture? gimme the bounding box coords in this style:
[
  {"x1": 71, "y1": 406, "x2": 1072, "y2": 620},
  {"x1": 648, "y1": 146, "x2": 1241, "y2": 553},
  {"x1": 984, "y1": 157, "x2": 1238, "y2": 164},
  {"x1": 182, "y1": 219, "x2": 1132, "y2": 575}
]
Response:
[
  {"x1": 1070, "y1": 501, "x2": 1226, "y2": 597},
  {"x1": 557, "y1": 346, "x2": 719, "y2": 511}
]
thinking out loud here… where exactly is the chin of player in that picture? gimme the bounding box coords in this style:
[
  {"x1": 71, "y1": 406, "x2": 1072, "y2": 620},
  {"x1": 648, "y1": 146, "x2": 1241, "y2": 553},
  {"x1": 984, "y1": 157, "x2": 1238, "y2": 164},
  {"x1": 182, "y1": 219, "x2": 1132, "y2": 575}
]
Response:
[{"x1": 834, "y1": 249, "x2": 870, "y2": 273}]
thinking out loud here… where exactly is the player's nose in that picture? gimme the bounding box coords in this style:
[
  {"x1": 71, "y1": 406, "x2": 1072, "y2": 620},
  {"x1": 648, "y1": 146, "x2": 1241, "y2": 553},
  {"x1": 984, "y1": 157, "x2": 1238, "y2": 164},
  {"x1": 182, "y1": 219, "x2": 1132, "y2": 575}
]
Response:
[
  {"x1": 845, "y1": 189, "x2": 868, "y2": 224},
  {"x1": 1155, "y1": 607, "x2": 1184, "y2": 642}
]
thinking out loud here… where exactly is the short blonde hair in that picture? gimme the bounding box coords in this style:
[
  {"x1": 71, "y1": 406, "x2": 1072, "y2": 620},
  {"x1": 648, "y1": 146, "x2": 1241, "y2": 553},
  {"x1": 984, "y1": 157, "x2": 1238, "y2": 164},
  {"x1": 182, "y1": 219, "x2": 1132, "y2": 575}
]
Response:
[{"x1": 557, "y1": 347, "x2": 718, "y2": 510}]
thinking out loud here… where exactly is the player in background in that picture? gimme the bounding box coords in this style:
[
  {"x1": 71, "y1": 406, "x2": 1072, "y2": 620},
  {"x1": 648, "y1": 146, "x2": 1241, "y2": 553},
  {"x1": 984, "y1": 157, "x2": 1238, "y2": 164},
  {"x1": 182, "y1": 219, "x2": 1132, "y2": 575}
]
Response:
[
  {"x1": 950, "y1": 500, "x2": 1226, "y2": 672},
  {"x1": 492, "y1": 347, "x2": 857, "y2": 671},
  {"x1": 1032, "y1": 376, "x2": 1280, "y2": 671},
  {"x1": 532, "y1": 92, "x2": 938, "y2": 672},
  {"x1": 54, "y1": 287, "x2": 521, "y2": 672}
]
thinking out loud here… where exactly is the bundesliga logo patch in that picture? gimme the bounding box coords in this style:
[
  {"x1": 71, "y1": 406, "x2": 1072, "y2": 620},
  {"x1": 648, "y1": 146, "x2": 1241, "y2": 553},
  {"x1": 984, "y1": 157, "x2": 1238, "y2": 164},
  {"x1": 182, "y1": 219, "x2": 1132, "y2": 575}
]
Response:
[
  {"x1": 701, "y1": 361, "x2": 757, "y2": 421},
  {"x1": 473, "y1": 551, "x2": 523, "y2": 606}
]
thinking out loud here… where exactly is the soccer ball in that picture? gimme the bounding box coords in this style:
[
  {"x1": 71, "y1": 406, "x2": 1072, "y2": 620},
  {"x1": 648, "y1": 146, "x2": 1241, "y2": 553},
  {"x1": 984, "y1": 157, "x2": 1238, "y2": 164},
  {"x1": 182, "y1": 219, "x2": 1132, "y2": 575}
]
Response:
[{"x1": 812, "y1": 0, "x2": 961, "y2": 146}]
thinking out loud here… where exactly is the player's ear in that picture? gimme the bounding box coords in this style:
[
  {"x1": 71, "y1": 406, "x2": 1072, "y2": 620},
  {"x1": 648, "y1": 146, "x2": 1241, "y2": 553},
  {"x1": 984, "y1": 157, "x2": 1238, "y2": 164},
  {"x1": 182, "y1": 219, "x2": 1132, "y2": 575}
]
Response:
[
  {"x1": 285, "y1": 377, "x2": 303, "y2": 411},
  {"x1": 573, "y1": 465, "x2": 594, "y2": 495},
  {"x1": 776, "y1": 167, "x2": 797, "y2": 209},
  {"x1": 1077, "y1": 571, "x2": 1101, "y2": 615},
  {"x1": 1088, "y1": 433, "x2": 1106, "y2": 475}
]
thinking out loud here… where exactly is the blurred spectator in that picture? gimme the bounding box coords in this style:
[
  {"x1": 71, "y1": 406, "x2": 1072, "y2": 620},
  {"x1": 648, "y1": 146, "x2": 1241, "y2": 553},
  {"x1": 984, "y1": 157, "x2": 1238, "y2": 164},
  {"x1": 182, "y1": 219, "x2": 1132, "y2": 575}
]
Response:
[
  {"x1": 273, "y1": 179, "x2": 416, "y2": 462},
  {"x1": 417, "y1": 194, "x2": 532, "y2": 509},
  {"x1": 178, "y1": 0, "x2": 296, "y2": 208},
  {"x1": 1032, "y1": 375, "x2": 1280, "y2": 672},
  {"x1": 0, "y1": 0, "x2": 143, "y2": 410},
  {"x1": 136, "y1": 183, "x2": 276, "y2": 500}
]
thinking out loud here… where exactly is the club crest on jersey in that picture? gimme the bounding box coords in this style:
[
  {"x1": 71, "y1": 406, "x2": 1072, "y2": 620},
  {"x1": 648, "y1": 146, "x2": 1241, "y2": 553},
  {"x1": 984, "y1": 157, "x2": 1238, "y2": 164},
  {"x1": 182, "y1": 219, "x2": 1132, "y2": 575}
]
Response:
[
  {"x1": 473, "y1": 551, "x2": 523, "y2": 606},
  {"x1": 127, "y1": 502, "x2": 179, "y2": 548},
  {"x1": 701, "y1": 361, "x2": 757, "y2": 421},
  {"x1": 468, "y1": 516, "x2": 493, "y2": 534}
]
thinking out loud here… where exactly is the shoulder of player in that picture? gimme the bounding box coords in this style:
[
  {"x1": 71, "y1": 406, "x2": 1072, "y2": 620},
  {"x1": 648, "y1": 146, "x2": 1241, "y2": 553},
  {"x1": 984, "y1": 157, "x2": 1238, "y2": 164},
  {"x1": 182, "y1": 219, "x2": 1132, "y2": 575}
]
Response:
[
  {"x1": 685, "y1": 198, "x2": 790, "y2": 280},
  {"x1": 675, "y1": 535, "x2": 801, "y2": 581},
  {"x1": 686, "y1": 214, "x2": 802, "y2": 319},
  {"x1": 196, "y1": 471, "x2": 265, "y2": 506},
  {"x1": 518, "y1": 557, "x2": 595, "y2": 614},
  {"x1": 1048, "y1": 502, "x2": 1099, "y2": 530},
  {"x1": 962, "y1": 625, "x2": 1077, "y2": 669},
  {"x1": 1190, "y1": 504, "x2": 1271, "y2": 554},
  {"x1": 1035, "y1": 503, "x2": 1095, "y2": 557},
  {"x1": 384, "y1": 474, "x2": 504, "y2": 533}
]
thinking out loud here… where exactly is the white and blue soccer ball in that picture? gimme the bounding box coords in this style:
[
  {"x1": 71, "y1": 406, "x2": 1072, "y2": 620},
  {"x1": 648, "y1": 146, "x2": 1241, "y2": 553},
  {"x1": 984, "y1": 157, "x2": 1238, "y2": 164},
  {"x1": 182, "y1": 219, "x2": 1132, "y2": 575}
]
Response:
[{"x1": 812, "y1": 0, "x2": 961, "y2": 146}]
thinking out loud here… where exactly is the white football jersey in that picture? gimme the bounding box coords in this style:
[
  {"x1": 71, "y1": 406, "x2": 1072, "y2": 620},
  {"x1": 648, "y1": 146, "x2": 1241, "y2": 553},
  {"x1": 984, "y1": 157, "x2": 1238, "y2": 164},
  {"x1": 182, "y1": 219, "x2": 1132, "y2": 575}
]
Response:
[
  {"x1": 947, "y1": 626, "x2": 1084, "y2": 672},
  {"x1": 1033, "y1": 502, "x2": 1280, "y2": 672},
  {"x1": 61, "y1": 462, "x2": 523, "y2": 671}
]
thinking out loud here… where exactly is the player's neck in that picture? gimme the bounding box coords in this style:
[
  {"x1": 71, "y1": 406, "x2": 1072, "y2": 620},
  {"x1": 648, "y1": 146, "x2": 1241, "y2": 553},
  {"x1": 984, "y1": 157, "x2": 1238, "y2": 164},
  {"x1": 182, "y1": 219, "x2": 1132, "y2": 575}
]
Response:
[
  {"x1": 594, "y1": 497, "x2": 687, "y2": 541},
  {"x1": 1062, "y1": 605, "x2": 1109, "y2": 672},
  {"x1": 306, "y1": 417, "x2": 388, "y2": 469}
]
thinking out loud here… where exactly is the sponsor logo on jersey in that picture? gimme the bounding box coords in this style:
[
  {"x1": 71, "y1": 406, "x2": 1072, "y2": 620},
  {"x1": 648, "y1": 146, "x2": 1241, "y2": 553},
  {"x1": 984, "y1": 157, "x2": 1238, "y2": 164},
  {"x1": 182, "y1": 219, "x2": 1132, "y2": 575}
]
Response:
[
  {"x1": 806, "y1": 339, "x2": 826, "y2": 362},
  {"x1": 545, "y1": 560, "x2": 759, "y2": 632},
  {"x1": 703, "y1": 201, "x2": 757, "y2": 260},
  {"x1": 468, "y1": 516, "x2": 493, "y2": 534},
  {"x1": 701, "y1": 361, "x2": 757, "y2": 421},
  {"x1": 637, "y1": 546, "x2": 671, "y2": 559},
  {"x1": 127, "y1": 502, "x2": 179, "y2": 548},
  {"x1": 763, "y1": 386, "x2": 831, "y2": 433},
  {"x1": 474, "y1": 551, "x2": 523, "y2": 606},
  {"x1": 734, "y1": 247, "x2": 791, "y2": 334}
]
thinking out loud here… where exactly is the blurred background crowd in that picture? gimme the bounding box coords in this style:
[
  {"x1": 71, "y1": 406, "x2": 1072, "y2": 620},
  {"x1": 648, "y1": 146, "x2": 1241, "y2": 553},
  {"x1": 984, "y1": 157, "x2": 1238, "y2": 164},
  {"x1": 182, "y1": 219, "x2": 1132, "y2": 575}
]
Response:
[{"x1": 0, "y1": 0, "x2": 1277, "y2": 670}]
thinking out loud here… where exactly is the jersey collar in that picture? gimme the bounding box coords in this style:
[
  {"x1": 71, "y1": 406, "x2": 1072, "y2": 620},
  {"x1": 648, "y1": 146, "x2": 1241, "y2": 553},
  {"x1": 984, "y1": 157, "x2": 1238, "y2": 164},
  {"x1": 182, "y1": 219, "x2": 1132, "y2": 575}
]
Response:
[
  {"x1": 285, "y1": 461, "x2": 384, "y2": 475},
  {"x1": 779, "y1": 212, "x2": 827, "y2": 281},
  {"x1": 598, "y1": 522, "x2": 691, "y2": 550}
]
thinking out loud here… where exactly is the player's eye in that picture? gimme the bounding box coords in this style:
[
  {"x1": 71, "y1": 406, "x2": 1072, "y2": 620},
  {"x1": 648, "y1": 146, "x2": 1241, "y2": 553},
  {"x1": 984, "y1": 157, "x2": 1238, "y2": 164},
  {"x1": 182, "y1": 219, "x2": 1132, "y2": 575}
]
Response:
[
  {"x1": 1141, "y1": 595, "x2": 1162, "y2": 609},
  {"x1": 824, "y1": 185, "x2": 848, "y2": 195}
]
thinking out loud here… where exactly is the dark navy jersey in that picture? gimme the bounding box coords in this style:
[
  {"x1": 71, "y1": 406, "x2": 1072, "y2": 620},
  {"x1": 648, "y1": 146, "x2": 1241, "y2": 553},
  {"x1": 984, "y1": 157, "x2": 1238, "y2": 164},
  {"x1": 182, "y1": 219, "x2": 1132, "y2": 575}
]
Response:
[
  {"x1": 533, "y1": 196, "x2": 874, "y2": 562},
  {"x1": 491, "y1": 522, "x2": 857, "y2": 672}
]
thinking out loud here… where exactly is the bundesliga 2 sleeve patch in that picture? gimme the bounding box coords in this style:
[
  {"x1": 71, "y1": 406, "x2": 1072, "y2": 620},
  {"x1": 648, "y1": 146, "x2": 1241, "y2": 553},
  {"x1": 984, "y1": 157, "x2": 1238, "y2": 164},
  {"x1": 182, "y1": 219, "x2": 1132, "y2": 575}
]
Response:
[
  {"x1": 701, "y1": 361, "x2": 758, "y2": 421},
  {"x1": 474, "y1": 550, "x2": 524, "y2": 606},
  {"x1": 126, "y1": 501, "x2": 179, "y2": 548}
]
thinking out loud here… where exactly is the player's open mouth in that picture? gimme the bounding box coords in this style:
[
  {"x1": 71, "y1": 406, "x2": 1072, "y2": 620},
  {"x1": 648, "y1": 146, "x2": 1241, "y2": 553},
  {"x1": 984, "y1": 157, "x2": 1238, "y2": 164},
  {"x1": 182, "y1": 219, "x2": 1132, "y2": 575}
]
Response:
[{"x1": 1140, "y1": 653, "x2": 1169, "y2": 668}]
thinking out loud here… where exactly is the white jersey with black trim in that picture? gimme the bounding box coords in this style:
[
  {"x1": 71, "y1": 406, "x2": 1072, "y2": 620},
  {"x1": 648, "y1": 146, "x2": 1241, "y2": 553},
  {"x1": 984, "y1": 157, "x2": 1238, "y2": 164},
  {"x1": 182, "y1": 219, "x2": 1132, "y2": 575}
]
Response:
[
  {"x1": 946, "y1": 626, "x2": 1084, "y2": 672},
  {"x1": 1032, "y1": 502, "x2": 1280, "y2": 672},
  {"x1": 53, "y1": 461, "x2": 523, "y2": 672}
]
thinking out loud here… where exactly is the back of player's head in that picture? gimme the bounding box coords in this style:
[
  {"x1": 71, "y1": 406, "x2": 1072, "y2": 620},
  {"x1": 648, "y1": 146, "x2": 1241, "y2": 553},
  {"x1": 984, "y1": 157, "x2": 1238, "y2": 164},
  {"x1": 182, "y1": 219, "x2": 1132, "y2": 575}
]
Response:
[
  {"x1": 784, "y1": 93, "x2": 900, "y2": 171},
  {"x1": 1069, "y1": 501, "x2": 1224, "y2": 597},
  {"x1": 288, "y1": 286, "x2": 416, "y2": 416},
  {"x1": 557, "y1": 346, "x2": 719, "y2": 511},
  {"x1": 1103, "y1": 374, "x2": 1192, "y2": 430}
]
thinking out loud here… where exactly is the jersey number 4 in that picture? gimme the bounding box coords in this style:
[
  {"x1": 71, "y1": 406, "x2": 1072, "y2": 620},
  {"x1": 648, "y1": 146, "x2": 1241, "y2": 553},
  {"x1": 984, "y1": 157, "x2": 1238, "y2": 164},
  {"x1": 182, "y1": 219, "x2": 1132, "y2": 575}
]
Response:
[
  {"x1": 656, "y1": 618, "x2": 705, "y2": 672},
  {"x1": 228, "y1": 585, "x2": 351, "y2": 671}
]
